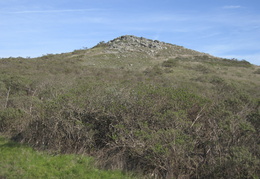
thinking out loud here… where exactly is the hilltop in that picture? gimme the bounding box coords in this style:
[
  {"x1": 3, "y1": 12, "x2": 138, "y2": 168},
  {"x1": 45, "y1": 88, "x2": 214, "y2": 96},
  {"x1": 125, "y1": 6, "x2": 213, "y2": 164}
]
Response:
[
  {"x1": 105, "y1": 35, "x2": 210, "y2": 56},
  {"x1": 0, "y1": 35, "x2": 260, "y2": 179},
  {"x1": 94, "y1": 35, "x2": 214, "y2": 59}
]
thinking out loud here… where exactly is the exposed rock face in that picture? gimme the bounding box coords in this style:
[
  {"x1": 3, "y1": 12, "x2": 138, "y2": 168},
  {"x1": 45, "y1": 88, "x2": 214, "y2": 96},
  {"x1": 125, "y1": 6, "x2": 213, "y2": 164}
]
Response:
[
  {"x1": 105, "y1": 35, "x2": 170, "y2": 56},
  {"x1": 108, "y1": 35, "x2": 167, "y2": 51},
  {"x1": 102, "y1": 35, "x2": 212, "y2": 57}
]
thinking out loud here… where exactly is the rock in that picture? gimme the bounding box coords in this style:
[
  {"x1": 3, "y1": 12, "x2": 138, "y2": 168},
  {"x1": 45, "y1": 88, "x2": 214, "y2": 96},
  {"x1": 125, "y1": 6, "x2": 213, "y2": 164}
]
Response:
[
  {"x1": 102, "y1": 35, "x2": 213, "y2": 58},
  {"x1": 106, "y1": 35, "x2": 168, "y2": 54}
]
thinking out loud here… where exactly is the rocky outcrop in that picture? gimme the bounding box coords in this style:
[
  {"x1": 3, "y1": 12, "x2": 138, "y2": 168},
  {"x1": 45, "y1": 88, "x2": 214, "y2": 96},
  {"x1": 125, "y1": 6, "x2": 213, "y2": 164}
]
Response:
[
  {"x1": 106, "y1": 35, "x2": 168, "y2": 55},
  {"x1": 101, "y1": 35, "x2": 212, "y2": 57}
]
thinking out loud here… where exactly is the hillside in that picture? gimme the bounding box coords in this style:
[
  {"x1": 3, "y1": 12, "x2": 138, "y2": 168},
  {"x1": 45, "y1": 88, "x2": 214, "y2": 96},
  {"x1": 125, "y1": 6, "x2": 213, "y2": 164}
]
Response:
[{"x1": 0, "y1": 35, "x2": 260, "y2": 179}]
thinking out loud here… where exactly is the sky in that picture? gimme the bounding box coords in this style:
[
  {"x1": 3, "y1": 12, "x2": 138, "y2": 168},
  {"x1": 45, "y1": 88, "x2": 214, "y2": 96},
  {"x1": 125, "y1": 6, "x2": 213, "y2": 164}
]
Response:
[{"x1": 0, "y1": 0, "x2": 260, "y2": 65}]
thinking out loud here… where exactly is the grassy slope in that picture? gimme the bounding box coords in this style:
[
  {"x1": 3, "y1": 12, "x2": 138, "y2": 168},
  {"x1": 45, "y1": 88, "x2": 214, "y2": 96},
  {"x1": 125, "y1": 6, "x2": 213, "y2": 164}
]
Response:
[
  {"x1": 0, "y1": 38, "x2": 260, "y2": 178},
  {"x1": 0, "y1": 137, "x2": 135, "y2": 179}
]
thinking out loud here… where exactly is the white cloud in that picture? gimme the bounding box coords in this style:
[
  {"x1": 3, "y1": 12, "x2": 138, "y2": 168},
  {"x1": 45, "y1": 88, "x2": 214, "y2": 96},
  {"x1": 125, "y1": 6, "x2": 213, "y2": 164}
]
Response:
[
  {"x1": 1, "y1": 8, "x2": 101, "y2": 14},
  {"x1": 222, "y1": 5, "x2": 241, "y2": 9}
]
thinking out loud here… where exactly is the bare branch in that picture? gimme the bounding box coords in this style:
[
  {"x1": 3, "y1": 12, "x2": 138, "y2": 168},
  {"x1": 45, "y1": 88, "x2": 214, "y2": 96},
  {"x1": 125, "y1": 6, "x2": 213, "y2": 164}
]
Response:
[{"x1": 4, "y1": 87, "x2": 11, "y2": 108}]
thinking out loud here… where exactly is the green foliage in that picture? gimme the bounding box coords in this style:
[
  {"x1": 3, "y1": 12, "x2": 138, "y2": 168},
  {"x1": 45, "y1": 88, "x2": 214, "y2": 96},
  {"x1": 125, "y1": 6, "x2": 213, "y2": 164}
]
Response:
[
  {"x1": 221, "y1": 58, "x2": 252, "y2": 67},
  {"x1": 0, "y1": 75, "x2": 31, "y2": 95},
  {"x1": 94, "y1": 41, "x2": 108, "y2": 48},
  {"x1": 0, "y1": 108, "x2": 29, "y2": 134},
  {"x1": 161, "y1": 58, "x2": 178, "y2": 67},
  {"x1": 0, "y1": 108, "x2": 23, "y2": 122},
  {"x1": 0, "y1": 137, "x2": 135, "y2": 179},
  {"x1": 192, "y1": 64, "x2": 212, "y2": 74},
  {"x1": 143, "y1": 65, "x2": 163, "y2": 76}
]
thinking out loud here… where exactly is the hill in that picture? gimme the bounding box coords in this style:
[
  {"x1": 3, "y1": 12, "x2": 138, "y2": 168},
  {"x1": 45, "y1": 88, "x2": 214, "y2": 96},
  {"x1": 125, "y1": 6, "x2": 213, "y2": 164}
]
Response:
[{"x1": 0, "y1": 35, "x2": 260, "y2": 178}]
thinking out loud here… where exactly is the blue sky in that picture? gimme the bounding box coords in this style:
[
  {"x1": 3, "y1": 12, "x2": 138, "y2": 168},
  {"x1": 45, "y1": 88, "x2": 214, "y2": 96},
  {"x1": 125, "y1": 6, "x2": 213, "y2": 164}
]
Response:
[{"x1": 1, "y1": 0, "x2": 260, "y2": 65}]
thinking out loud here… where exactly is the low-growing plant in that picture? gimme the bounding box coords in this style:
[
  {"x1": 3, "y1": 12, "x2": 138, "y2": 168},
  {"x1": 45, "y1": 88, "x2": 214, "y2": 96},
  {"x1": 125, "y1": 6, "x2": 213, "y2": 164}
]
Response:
[
  {"x1": 253, "y1": 68, "x2": 260, "y2": 74},
  {"x1": 0, "y1": 137, "x2": 136, "y2": 179},
  {"x1": 161, "y1": 58, "x2": 178, "y2": 67}
]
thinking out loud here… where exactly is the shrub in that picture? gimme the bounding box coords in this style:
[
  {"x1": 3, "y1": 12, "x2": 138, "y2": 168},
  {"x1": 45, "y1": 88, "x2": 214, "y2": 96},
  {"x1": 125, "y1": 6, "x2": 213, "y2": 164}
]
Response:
[
  {"x1": 220, "y1": 58, "x2": 252, "y2": 67},
  {"x1": 192, "y1": 64, "x2": 212, "y2": 74},
  {"x1": 253, "y1": 68, "x2": 260, "y2": 74},
  {"x1": 161, "y1": 58, "x2": 178, "y2": 67},
  {"x1": 143, "y1": 65, "x2": 163, "y2": 76},
  {"x1": 94, "y1": 41, "x2": 108, "y2": 48},
  {"x1": 0, "y1": 108, "x2": 30, "y2": 134}
]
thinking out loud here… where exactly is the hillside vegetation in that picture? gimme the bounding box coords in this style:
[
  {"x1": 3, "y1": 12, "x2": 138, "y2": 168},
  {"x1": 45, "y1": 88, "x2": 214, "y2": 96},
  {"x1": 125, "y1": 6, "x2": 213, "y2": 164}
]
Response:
[
  {"x1": 0, "y1": 35, "x2": 259, "y2": 178},
  {"x1": 0, "y1": 137, "x2": 135, "y2": 179}
]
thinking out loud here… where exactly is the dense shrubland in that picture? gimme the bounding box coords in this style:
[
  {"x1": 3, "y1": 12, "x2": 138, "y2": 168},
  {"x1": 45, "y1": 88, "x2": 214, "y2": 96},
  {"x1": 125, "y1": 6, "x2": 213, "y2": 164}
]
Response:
[{"x1": 0, "y1": 46, "x2": 260, "y2": 179}]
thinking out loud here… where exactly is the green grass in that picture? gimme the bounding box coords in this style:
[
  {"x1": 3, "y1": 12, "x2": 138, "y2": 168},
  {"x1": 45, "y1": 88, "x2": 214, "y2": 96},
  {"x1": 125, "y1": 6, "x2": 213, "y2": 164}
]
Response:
[{"x1": 0, "y1": 137, "x2": 135, "y2": 179}]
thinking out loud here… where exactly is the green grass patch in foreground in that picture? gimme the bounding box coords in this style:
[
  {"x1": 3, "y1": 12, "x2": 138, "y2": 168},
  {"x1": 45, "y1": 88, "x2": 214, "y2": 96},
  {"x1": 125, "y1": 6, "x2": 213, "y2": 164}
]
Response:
[{"x1": 0, "y1": 137, "x2": 134, "y2": 179}]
